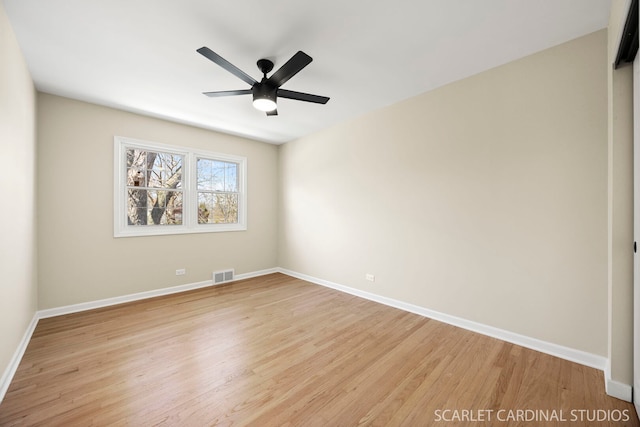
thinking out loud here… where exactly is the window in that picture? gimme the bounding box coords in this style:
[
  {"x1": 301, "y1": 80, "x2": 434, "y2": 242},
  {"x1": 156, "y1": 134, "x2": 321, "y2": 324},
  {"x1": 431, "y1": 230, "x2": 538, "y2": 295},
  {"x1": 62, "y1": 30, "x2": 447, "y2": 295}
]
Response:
[{"x1": 114, "y1": 136, "x2": 246, "y2": 237}]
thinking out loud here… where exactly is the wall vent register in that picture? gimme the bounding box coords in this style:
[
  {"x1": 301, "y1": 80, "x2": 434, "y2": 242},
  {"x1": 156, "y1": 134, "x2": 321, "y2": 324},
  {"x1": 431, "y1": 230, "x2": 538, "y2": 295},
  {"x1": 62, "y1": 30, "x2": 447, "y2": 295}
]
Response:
[{"x1": 214, "y1": 269, "x2": 235, "y2": 284}]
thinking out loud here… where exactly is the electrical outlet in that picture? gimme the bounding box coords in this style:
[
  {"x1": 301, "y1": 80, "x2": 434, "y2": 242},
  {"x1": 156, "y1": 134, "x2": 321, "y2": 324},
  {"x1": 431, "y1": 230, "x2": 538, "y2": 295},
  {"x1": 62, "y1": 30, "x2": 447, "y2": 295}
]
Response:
[
  {"x1": 176, "y1": 269, "x2": 186, "y2": 276},
  {"x1": 365, "y1": 273, "x2": 375, "y2": 282}
]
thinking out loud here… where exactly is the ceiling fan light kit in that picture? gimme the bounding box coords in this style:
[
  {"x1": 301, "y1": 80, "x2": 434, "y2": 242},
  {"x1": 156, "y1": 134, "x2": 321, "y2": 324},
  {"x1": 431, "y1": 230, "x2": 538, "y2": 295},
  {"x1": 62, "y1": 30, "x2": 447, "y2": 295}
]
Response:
[
  {"x1": 252, "y1": 95, "x2": 277, "y2": 112},
  {"x1": 197, "y1": 47, "x2": 329, "y2": 116}
]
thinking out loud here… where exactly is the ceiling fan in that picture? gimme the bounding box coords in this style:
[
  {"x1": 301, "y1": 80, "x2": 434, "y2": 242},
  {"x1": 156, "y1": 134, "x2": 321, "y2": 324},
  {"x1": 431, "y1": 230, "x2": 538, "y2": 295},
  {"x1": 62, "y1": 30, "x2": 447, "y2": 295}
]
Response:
[{"x1": 197, "y1": 47, "x2": 330, "y2": 116}]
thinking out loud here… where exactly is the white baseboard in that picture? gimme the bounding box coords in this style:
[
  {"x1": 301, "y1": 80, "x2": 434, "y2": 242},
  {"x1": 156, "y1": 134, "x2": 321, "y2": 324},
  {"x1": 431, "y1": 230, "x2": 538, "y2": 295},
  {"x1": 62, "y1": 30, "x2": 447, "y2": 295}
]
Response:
[
  {"x1": 605, "y1": 361, "x2": 633, "y2": 402},
  {"x1": 0, "y1": 313, "x2": 39, "y2": 403},
  {"x1": 277, "y1": 268, "x2": 608, "y2": 372},
  {"x1": 235, "y1": 267, "x2": 279, "y2": 281},
  {"x1": 38, "y1": 267, "x2": 279, "y2": 319},
  {"x1": 38, "y1": 279, "x2": 214, "y2": 319}
]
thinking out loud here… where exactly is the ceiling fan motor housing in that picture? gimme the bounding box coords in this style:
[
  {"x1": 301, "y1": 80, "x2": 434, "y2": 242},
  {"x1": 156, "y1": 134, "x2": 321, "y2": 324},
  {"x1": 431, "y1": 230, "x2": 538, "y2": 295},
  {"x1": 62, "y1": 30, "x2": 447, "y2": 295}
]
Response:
[
  {"x1": 253, "y1": 80, "x2": 277, "y2": 103},
  {"x1": 252, "y1": 79, "x2": 278, "y2": 112}
]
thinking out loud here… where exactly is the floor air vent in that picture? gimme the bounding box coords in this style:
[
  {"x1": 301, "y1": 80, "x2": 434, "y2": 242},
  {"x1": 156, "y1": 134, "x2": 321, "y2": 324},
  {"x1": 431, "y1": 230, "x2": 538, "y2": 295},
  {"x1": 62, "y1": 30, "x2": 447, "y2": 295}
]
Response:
[{"x1": 213, "y1": 269, "x2": 234, "y2": 285}]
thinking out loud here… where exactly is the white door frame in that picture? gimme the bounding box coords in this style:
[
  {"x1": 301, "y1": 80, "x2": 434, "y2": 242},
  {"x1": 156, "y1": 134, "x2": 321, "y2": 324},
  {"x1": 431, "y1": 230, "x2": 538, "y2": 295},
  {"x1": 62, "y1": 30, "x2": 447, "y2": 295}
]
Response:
[{"x1": 633, "y1": 51, "x2": 640, "y2": 415}]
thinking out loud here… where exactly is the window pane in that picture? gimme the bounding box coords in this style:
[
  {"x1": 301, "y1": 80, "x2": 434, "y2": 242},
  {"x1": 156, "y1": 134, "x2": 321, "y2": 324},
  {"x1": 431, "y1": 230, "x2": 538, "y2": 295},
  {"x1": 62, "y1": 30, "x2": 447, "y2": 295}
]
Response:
[
  {"x1": 148, "y1": 153, "x2": 182, "y2": 189},
  {"x1": 128, "y1": 189, "x2": 182, "y2": 226},
  {"x1": 198, "y1": 193, "x2": 238, "y2": 224},
  {"x1": 197, "y1": 158, "x2": 214, "y2": 191},
  {"x1": 216, "y1": 193, "x2": 238, "y2": 223},
  {"x1": 127, "y1": 148, "x2": 147, "y2": 187},
  {"x1": 198, "y1": 192, "x2": 238, "y2": 224},
  {"x1": 127, "y1": 149, "x2": 182, "y2": 189},
  {"x1": 126, "y1": 148, "x2": 144, "y2": 169},
  {"x1": 127, "y1": 167, "x2": 146, "y2": 187},
  {"x1": 198, "y1": 192, "x2": 213, "y2": 224},
  {"x1": 212, "y1": 161, "x2": 226, "y2": 191},
  {"x1": 127, "y1": 189, "x2": 148, "y2": 225},
  {"x1": 165, "y1": 191, "x2": 183, "y2": 225},
  {"x1": 148, "y1": 190, "x2": 183, "y2": 225},
  {"x1": 225, "y1": 162, "x2": 238, "y2": 192},
  {"x1": 197, "y1": 158, "x2": 239, "y2": 192}
]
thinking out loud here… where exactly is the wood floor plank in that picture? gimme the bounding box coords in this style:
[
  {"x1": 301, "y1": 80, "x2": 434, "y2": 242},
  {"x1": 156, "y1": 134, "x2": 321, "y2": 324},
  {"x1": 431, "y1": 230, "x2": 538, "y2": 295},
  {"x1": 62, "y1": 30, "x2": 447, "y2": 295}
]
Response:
[{"x1": 0, "y1": 273, "x2": 637, "y2": 426}]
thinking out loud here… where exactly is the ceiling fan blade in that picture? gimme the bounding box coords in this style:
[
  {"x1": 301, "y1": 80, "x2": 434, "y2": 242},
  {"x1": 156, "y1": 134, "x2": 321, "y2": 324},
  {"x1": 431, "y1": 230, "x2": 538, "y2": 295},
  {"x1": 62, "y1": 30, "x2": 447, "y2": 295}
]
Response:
[
  {"x1": 267, "y1": 51, "x2": 312, "y2": 88},
  {"x1": 202, "y1": 89, "x2": 252, "y2": 97},
  {"x1": 266, "y1": 109, "x2": 278, "y2": 116},
  {"x1": 278, "y1": 89, "x2": 330, "y2": 104},
  {"x1": 197, "y1": 47, "x2": 257, "y2": 86}
]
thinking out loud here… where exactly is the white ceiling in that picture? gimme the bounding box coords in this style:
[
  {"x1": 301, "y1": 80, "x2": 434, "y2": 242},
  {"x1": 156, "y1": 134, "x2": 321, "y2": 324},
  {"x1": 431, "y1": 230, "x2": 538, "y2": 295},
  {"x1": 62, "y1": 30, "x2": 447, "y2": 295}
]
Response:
[{"x1": 3, "y1": 0, "x2": 611, "y2": 144}]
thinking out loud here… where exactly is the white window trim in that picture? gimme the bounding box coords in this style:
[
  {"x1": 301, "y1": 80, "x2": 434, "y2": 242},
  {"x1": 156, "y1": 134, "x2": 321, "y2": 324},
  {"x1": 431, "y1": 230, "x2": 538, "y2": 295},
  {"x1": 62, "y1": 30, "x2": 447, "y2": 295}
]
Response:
[{"x1": 113, "y1": 136, "x2": 247, "y2": 238}]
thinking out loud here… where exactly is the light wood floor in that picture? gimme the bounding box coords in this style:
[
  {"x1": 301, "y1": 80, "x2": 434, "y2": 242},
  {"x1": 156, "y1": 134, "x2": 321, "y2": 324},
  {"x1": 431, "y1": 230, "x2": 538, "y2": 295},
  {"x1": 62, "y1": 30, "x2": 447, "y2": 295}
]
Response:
[{"x1": 0, "y1": 273, "x2": 637, "y2": 426}]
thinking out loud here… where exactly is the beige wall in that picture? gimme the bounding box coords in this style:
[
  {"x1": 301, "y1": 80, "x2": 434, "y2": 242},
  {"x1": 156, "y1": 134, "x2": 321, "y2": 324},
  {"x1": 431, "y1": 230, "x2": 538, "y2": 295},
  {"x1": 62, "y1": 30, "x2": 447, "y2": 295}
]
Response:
[
  {"x1": 607, "y1": 0, "x2": 634, "y2": 387},
  {"x1": 0, "y1": 3, "x2": 37, "y2": 382},
  {"x1": 279, "y1": 30, "x2": 608, "y2": 356},
  {"x1": 37, "y1": 94, "x2": 279, "y2": 309}
]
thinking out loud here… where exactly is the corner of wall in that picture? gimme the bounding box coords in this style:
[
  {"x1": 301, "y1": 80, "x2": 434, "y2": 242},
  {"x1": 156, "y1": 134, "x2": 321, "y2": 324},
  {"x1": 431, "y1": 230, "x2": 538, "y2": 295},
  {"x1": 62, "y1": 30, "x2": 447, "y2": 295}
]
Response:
[
  {"x1": 0, "y1": 0, "x2": 39, "y2": 404},
  {"x1": 606, "y1": 0, "x2": 635, "y2": 398}
]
